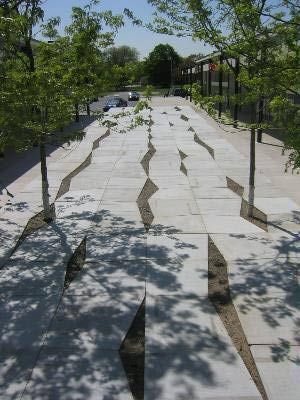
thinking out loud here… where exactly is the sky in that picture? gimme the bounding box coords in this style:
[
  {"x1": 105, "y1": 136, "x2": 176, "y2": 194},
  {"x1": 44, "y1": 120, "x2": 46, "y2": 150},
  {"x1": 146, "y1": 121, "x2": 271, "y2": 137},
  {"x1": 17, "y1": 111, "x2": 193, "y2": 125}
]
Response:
[{"x1": 38, "y1": 0, "x2": 211, "y2": 59}]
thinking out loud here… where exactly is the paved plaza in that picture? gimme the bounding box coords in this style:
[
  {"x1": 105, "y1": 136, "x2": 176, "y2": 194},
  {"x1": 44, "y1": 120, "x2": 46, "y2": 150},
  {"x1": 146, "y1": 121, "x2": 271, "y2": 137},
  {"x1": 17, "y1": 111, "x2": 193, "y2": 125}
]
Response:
[{"x1": 0, "y1": 98, "x2": 299, "y2": 399}]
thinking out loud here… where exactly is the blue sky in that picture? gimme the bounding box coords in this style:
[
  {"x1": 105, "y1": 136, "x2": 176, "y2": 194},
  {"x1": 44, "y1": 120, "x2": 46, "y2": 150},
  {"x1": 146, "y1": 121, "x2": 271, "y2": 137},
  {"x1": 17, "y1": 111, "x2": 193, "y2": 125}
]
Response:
[{"x1": 39, "y1": 0, "x2": 211, "y2": 59}]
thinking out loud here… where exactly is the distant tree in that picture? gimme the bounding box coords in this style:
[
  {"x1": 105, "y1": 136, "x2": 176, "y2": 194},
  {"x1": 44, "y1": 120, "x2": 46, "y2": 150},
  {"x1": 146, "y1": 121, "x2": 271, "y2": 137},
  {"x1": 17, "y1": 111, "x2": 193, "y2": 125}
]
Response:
[
  {"x1": 103, "y1": 45, "x2": 139, "y2": 67},
  {"x1": 111, "y1": 61, "x2": 145, "y2": 89},
  {"x1": 145, "y1": 43, "x2": 182, "y2": 86},
  {"x1": 182, "y1": 53, "x2": 204, "y2": 66}
]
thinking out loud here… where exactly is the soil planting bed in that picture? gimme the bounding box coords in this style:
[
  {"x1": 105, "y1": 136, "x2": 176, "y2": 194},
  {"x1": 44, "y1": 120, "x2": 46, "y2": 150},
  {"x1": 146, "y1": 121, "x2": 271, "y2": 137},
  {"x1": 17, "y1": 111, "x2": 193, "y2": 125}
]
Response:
[
  {"x1": 137, "y1": 179, "x2": 158, "y2": 230},
  {"x1": 119, "y1": 297, "x2": 145, "y2": 400},
  {"x1": 208, "y1": 236, "x2": 267, "y2": 400},
  {"x1": 64, "y1": 237, "x2": 86, "y2": 289}
]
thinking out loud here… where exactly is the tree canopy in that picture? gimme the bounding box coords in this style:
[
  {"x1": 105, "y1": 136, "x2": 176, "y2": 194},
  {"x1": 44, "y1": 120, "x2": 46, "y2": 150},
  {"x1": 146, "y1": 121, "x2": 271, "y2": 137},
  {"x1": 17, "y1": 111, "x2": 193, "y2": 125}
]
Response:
[
  {"x1": 103, "y1": 45, "x2": 139, "y2": 67},
  {"x1": 145, "y1": 43, "x2": 182, "y2": 86},
  {"x1": 146, "y1": 0, "x2": 300, "y2": 170},
  {"x1": 0, "y1": 0, "x2": 123, "y2": 219}
]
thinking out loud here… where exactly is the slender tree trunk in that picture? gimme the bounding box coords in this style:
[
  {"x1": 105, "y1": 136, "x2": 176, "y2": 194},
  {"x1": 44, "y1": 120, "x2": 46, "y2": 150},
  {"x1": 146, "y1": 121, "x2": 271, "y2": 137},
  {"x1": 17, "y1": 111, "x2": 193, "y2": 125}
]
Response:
[
  {"x1": 39, "y1": 133, "x2": 52, "y2": 222},
  {"x1": 86, "y1": 103, "x2": 90, "y2": 116},
  {"x1": 248, "y1": 102, "x2": 256, "y2": 218},
  {"x1": 75, "y1": 104, "x2": 79, "y2": 122},
  {"x1": 257, "y1": 97, "x2": 264, "y2": 143}
]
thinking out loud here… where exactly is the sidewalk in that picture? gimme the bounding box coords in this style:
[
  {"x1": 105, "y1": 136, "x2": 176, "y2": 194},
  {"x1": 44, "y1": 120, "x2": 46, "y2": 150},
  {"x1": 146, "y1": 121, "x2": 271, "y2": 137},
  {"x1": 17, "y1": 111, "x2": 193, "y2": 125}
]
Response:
[{"x1": 0, "y1": 100, "x2": 299, "y2": 399}]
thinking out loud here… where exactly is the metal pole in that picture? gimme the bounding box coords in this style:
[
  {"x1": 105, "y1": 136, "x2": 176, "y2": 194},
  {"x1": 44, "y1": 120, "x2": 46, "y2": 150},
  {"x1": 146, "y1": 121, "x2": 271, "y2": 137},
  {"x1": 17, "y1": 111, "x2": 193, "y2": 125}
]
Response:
[
  {"x1": 189, "y1": 66, "x2": 193, "y2": 102},
  {"x1": 170, "y1": 57, "x2": 173, "y2": 88},
  {"x1": 218, "y1": 53, "x2": 224, "y2": 118},
  {"x1": 200, "y1": 61, "x2": 204, "y2": 95},
  {"x1": 233, "y1": 57, "x2": 240, "y2": 128}
]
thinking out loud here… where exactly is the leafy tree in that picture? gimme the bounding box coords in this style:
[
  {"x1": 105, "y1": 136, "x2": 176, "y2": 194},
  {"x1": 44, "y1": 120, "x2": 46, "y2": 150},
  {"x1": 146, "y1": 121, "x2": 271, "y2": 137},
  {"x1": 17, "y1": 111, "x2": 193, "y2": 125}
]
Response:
[
  {"x1": 144, "y1": 43, "x2": 182, "y2": 87},
  {"x1": 146, "y1": 0, "x2": 300, "y2": 217},
  {"x1": 0, "y1": 0, "x2": 123, "y2": 221},
  {"x1": 103, "y1": 45, "x2": 139, "y2": 67},
  {"x1": 111, "y1": 61, "x2": 145, "y2": 89}
]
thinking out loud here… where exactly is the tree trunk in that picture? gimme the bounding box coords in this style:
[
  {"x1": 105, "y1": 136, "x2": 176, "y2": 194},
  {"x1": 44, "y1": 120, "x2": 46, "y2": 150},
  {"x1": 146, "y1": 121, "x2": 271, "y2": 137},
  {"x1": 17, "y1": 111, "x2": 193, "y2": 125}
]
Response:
[
  {"x1": 75, "y1": 104, "x2": 79, "y2": 122},
  {"x1": 248, "y1": 127, "x2": 256, "y2": 218},
  {"x1": 39, "y1": 134, "x2": 52, "y2": 222},
  {"x1": 257, "y1": 97, "x2": 264, "y2": 143},
  {"x1": 86, "y1": 103, "x2": 90, "y2": 116}
]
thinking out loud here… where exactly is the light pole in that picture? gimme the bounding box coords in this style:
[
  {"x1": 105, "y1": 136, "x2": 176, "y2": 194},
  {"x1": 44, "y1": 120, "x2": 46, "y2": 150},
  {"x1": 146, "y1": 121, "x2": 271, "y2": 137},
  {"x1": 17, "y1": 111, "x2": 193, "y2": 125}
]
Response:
[{"x1": 169, "y1": 56, "x2": 173, "y2": 89}]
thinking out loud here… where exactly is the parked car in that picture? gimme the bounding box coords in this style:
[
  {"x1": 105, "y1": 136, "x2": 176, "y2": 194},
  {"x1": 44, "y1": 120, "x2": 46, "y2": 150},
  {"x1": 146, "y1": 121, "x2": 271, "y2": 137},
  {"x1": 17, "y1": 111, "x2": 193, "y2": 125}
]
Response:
[
  {"x1": 170, "y1": 87, "x2": 188, "y2": 97},
  {"x1": 103, "y1": 97, "x2": 128, "y2": 112},
  {"x1": 128, "y1": 91, "x2": 140, "y2": 101}
]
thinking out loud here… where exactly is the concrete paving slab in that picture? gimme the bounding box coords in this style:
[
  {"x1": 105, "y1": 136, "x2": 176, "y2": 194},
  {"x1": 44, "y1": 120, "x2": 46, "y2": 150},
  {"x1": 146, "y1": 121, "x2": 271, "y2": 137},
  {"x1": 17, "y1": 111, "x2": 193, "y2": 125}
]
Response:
[
  {"x1": 46, "y1": 293, "x2": 144, "y2": 349},
  {"x1": 228, "y1": 258, "x2": 300, "y2": 297},
  {"x1": 243, "y1": 185, "x2": 283, "y2": 198},
  {"x1": 149, "y1": 198, "x2": 200, "y2": 216},
  {"x1": 65, "y1": 259, "x2": 145, "y2": 296},
  {"x1": 0, "y1": 351, "x2": 37, "y2": 399},
  {"x1": 234, "y1": 292, "x2": 300, "y2": 345},
  {"x1": 187, "y1": 167, "x2": 224, "y2": 176},
  {"x1": 145, "y1": 351, "x2": 261, "y2": 400},
  {"x1": 254, "y1": 197, "x2": 300, "y2": 215},
  {"x1": 150, "y1": 176, "x2": 190, "y2": 187},
  {"x1": 250, "y1": 345, "x2": 300, "y2": 400},
  {"x1": 193, "y1": 187, "x2": 240, "y2": 199},
  {"x1": 188, "y1": 176, "x2": 227, "y2": 187},
  {"x1": 196, "y1": 198, "x2": 241, "y2": 215},
  {"x1": 86, "y1": 233, "x2": 146, "y2": 262},
  {"x1": 210, "y1": 232, "x2": 300, "y2": 261},
  {"x1": 66, "y1": 273, "x2": 145, "y2": 297},
  {"x1": 99, "y1": 201, "x2": 140, "y2": 215},
  {"x1": 146, "y1": 295, "x2": 232, "y2": 352},
  {"x1": 23, "y1": 348, "x2": 132, "y2": 400},
  {"x1": 151, "y1": 188, "x2": 194, "y2": 200},
  {"x1": 202, "y1": 215, "x2": 263, "y2": 234},
  {"x1": 146, "y1": 259, "x2": 208, "y2": 297},
  {"x1": 102, "y1": 187, "x2": 143, "y2": 202},
  {"x1": 0, "y1": 260, "x2": 65, "y2": 297},
  {"x1": 151, "y1": 215, "x2": 206, "y2": 234},
  {"x1": 56, "y1": 199, "x2": 100, "y2": 219},
  {"x1": 0, "y1": 295, "x2": 60, "y2": 351},
  {"x1": 10, "y1": 228, "x2": 78, "y2": 264},
  {"x1": 69, "y1": 177, "x2": 108, "y2": 191},
  {"x1": 92, "y1": 215, "x2": 144, "y2": 235},
  {"x1": 147, "y1": 234, "x2": 208, "y2": 262},
  {"x1": 55, "y1": 189, "x2": 105, "y2": 202},
  {"x1": 107, "y1": 177, "x2": 146, "y2": 187}
]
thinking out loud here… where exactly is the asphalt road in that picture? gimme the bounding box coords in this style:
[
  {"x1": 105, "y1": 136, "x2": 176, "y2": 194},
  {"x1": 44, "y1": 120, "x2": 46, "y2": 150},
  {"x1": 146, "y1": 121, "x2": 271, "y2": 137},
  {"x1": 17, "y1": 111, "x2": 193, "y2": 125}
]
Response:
[{"x1": 90, "y1": 92, "x2": 140, "y2": 113}]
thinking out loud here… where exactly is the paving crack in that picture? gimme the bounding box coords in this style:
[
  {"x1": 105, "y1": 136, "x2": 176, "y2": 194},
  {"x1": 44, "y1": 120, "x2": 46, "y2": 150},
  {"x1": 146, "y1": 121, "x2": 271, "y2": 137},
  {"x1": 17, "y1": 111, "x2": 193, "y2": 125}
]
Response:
[
  {"x1": 119, "y1": 297, "x2": 145, "y2": 400},
  {"x1": 226, "y1": 177, "x2": 268, "y2": 231},
  {"x1": 140, "y1": 141, "x2": 156, "y2": 176},
  {"x1": 137, "y1": 178, "x2": 158, "y2": 231},
  {"x1": 180, "y1": 114, "x2": 189, "y2": 122},
  {"x1": 9, "y1": 203, "x2": 56, "y2": 258},
  {"x1": 178, "y1": 149, "x2": 188, "y2": 176},
  {"x1": 194, "y1": 133, "x2": 215, "y2": 159},
  {"x1": 208, "y1": 236, "x2": 268, "y2": 400},
  {"x1": 56, "y1": 129, "x2": 110, "y2": 200},
  {"x1": 64, "y1": 236, "x2": 86, "y2": 290}
]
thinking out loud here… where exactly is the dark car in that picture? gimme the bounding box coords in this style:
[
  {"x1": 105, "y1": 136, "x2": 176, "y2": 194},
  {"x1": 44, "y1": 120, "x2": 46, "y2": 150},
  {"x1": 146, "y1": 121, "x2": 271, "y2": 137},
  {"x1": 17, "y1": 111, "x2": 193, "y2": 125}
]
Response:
[
  {"x1": 103, "y1": 97, "x2": 128, "y2": 112},
  {"x1": 171, "y1": 87, "x2": 187, "y2": 97},
  {"x1": 128, "y1": 91, "x2": 140, "y2": 101}
]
